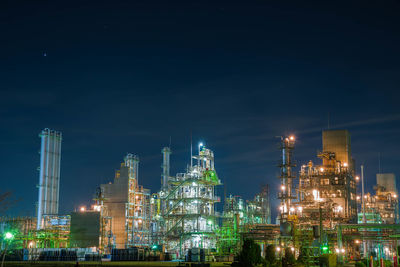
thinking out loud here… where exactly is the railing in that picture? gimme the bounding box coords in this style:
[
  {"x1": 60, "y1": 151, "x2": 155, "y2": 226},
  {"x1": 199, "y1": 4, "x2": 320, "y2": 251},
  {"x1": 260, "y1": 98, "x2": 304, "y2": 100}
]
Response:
[
  {"x1": 165, "y1": 215, "x2": 187, "y2": 236},
  {"x1": 165, "y1": 198, "x2": 184, "y2": 215}
]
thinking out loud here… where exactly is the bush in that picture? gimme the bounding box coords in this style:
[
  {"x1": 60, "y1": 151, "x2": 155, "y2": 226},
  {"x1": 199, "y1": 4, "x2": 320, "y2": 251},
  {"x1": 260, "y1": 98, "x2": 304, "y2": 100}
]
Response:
[
  {"x1": 355, "y1": 262, "x2": 365, "y2": 267},
  {"x1": 237, "y1": 239, "x2": 263, "y2": 267},
  {"x1": 282, "y1": 247, "x2": 296, "y2": 267},
  {"x1": 265, "y1": 244, "x2": 276, "y2": 265}
]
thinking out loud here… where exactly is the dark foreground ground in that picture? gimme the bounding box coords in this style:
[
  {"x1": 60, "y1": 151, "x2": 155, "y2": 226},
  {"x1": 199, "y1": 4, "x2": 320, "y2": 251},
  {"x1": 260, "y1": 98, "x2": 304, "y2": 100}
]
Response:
[{"x1": 2, "y1": 262, "x2": 232, "y2": 267}]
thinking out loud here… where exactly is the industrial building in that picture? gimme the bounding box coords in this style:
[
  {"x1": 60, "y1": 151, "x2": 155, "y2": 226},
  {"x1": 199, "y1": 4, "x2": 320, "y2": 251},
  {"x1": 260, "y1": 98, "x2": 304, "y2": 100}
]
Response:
[
  {"x1": 157, "y1": 145, "x2": 221, "y2": 257},
  {"x1": 3, "y1": 129, "x2": 400, "y2": 265},
  {"x1": 295, "y1": 130, "x2": 357, "y2": 227},
  {"x1": 100, "y1": 154, "x2": 151, "y2": 249},
  {"x1": 37, "y1": 129, "x2": 62, "y2": 230},
  {"x1": 217, "y1": 186, "x2": 272, "y2": 257},
  {"x1": 358, "y1": 173, "x2": 398, "y2": 224},
  {"x1": 70, "y1": 211, "x2": 101, "y2": 248}
]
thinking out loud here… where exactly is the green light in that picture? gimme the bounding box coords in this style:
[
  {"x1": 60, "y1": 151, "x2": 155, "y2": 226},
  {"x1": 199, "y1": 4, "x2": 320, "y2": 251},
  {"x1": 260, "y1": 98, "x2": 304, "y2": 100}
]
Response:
[
  {"x1": 322, "y1": 245, "x2": 328, "y2": 252},
  {"x1": 152, "y1": 245, "x2": 158, "y2": 250},
  {"x1": 4, "y1": 232, "x2": 14, "y2": 240}
]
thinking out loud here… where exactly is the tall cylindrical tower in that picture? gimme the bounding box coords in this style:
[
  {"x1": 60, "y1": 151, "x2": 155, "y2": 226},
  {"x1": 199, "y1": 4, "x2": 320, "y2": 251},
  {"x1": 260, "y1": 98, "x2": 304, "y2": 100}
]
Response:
[
  {"x1": 278, "y1": 136, "x2": 296, "y2": 223},
  {"x1": 37, "y1": 128, "x2": 62, "y2": 229},
  {"x1": 161, "y1": 147, "x2": 171, "y2": 190}
]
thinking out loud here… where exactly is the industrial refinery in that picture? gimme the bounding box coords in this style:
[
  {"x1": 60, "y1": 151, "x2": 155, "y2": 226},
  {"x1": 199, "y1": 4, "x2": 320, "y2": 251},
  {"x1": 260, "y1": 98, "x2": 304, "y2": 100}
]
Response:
[{"x1": 0, "y1": 128, "x2": 399, "y2": 267}]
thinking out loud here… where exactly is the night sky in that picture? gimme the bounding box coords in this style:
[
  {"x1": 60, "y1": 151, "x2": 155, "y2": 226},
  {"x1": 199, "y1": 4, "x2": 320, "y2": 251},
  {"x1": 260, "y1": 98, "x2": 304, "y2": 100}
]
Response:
[{"x1": 1, "y1": 0, "x2": 400, "y2": 221}]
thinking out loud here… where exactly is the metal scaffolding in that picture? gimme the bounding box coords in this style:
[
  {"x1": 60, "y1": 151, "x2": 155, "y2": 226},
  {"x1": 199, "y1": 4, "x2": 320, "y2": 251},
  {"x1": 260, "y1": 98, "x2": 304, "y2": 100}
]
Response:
[
  {"x1": 124, "y1": 154, "x2": 151, "y2": 248},
  {"x1": 160, "y1": 144, "x2": 221, "y2": 258},
  {"x1": 296, "y1": 151, "x2": 357, "y2": 228}
]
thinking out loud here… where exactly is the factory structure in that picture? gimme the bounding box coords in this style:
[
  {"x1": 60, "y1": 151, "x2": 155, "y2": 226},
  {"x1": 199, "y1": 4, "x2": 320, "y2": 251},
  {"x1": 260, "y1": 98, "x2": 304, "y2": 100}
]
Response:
[
  {"x1": 296, "y1": 130, "x2": 358, "y2": 227},
  {"x1": 36, "y1": 128, "x2": 63, "y2": 230},
  {"x1": 1, "y1": 128, "x2": 400, "y2": 264}
]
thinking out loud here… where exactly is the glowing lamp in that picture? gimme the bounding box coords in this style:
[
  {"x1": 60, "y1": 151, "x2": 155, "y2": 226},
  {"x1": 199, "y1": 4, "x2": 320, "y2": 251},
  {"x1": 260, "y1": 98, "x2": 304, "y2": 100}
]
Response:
[
  {"x1": 4, "y1": 232, "x2": 13, "y2": 240},
  {"x1": 297, "y1": 206, "x2": 303, "y2": 212}
]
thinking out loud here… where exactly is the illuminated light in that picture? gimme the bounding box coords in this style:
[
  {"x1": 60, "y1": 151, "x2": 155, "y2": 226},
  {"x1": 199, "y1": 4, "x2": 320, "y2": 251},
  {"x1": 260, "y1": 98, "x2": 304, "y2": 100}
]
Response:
[
  {"x1": 80, "y1": 206, "x2": 86, "y2": 212},
  {"x1": 343, "y1": 162, "x2": 348, "y2": 167},
  {"x1": 276, "y1": 247, "x2": 281, "y2": 252},
  {"x1": 313, "y1": 189, "x2": 319, "y2": 201},
  {"x1": 192, "y1": 182, "x2": 197, "y2": 186},
  {"x1": 355, "y1": 240, "x2": 360, "y2": 244},
  {"x1": 138, "y1": 219, "x2": 142, "y2": 223},
  {"x1": 193, "y1": 235, "x2": 201, "y2": 243},
  {"x1": 199, "y1": 142, "x2": 203, "y2": 148},
  {"x1": 4, "y1": 232, "x2": 13, "y2": 240},
  {"x1": 29, "y1": 241, "x2": 34, "y2": 248},
  {"x1": 290, "y1": 207, "x2": 295, "y2": 212},
  {"x1": 281, "y1": 185, "x2": 286, "y2": 191},
  {"x1": 322, "y1": 246, "x2": 329, "y2": 252},
  {"x1": 297, "y1": 206, "x2": 303, "y2": 212},
  {"x1": 364, "y1": 195, "x2": 368, "y2": 199},
  {"x1": 135, "y1": 195, "x2": 139, "y2": 199},
  {"x1": 337, "y1": 206, "x2": 343, "y2": 212},
  {"x1": 207, "y1": 220, "x2": 213, "y2": 225},
  {"x1": 341, "y1": 249, "x2": 345, "y2": 253},
  {"x1": 289, "y1": 136, "x2": 295, "y2": 141},
  {"x1": 393, "y1": 194, "x2": 397, "y2": 198},
  {"x1": 356, "y1": 196, "x2": 360, "y2": 200},
  {"x1": 279, "y1": 206, "x2": 283, "y2": 211},
  {"x1": 320, "y1": 167, "x2": 324, "y2": 172},
  {"x1": 355, "y1": 176, "x2": 360, "y2": 181},
  {"x1": 290, "y1": 247, "x2": 295, "y2": 252},
  {"x1": 335, "y1": 248, "x2": 340, "y2": 253}
]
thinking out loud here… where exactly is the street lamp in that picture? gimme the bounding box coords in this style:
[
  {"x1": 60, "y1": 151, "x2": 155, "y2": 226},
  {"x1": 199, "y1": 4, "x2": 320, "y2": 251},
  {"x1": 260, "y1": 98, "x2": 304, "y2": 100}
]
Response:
[{"x1": 1, "y1": 232, "x2": 14, "y2": 267}]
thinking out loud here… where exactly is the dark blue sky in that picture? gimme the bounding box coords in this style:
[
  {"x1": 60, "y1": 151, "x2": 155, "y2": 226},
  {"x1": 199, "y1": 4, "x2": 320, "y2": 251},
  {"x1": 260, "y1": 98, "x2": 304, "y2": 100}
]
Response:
[{"x1": 1, "y1": 0, "x2": 400, "y2": 221}]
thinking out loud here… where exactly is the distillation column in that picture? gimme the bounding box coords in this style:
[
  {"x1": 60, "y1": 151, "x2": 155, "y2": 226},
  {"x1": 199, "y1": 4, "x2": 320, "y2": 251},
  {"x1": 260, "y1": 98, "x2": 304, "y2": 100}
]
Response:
[
  {"x1": 278, "y1": 136, "x2": 296, "y2": 223},
  {"x1": 37, "y1": 128, "x2": 62, "y2": 230},
  {"x1": 162, "y1": 147, "x2": 171, "y2": 190}
]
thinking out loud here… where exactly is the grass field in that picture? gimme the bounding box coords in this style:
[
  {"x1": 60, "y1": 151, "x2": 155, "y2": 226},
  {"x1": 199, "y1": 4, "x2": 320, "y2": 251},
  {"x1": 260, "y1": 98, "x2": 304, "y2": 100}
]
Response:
[{"x1": 3, "y1": 261, "x2": 232, "y2": 267}]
